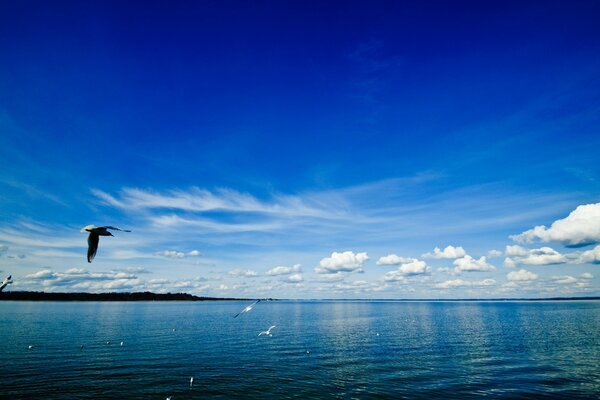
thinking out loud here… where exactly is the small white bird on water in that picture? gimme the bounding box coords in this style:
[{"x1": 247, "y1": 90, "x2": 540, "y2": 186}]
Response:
[
  {"x1": 258, "y1": 325, "x2": 276, "y2": 337},
  {"x1": 0, "y1": 275, "x2": 12, "y2": 292},
  {"x1": 233, "y1": 300, "x2": 261, "y2": 318},
  {"x1": 80, "y1": 225, "x2": 131, "y2": 263}
]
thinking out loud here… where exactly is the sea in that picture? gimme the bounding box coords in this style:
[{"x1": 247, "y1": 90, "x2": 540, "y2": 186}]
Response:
[{"x1": 0, "y1": 300, "x2": 599, "y2": 399}]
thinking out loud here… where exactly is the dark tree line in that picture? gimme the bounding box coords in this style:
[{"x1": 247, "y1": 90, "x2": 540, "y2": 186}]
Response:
[{"x1": 0, "y1": 291, "x2": 244, "y2": 301}]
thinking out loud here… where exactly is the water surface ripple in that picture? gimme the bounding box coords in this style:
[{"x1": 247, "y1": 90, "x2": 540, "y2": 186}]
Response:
[{"x1": 1, "y1": 300, "x2": 599, "y2": 399}]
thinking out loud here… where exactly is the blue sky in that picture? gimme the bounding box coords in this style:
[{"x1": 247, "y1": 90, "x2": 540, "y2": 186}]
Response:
[{"x1": 1, "y1": 0, "x2": 600, "y2": 298}]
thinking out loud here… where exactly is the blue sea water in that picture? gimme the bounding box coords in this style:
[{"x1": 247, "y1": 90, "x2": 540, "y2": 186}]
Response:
[{"x1": 0, "y1": 300, "x2": 599, "y2": 399}]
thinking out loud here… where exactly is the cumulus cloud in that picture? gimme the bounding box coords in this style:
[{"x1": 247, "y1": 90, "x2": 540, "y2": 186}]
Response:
[
  {"x1": 383, "y1": 270, "x2": 407, "y2": 283},
  {"x1": 578, "y1": 245, "x2": 600, "y2": 264},
  {"x1": 383, "y1": 258, "x2": 431, "y2": 282},
  {"x1": 503, "y1": 257, "x2": 517, "y2": 268},
  {"x1": 24, "y1": 268, "x2": 141, "y2": 291},
  {"x1": 154, "y1": 250, "x2": 202, "y2": 259},
  {"x1": 376, "y1": 254, "x2": 413, "y2": 265},
  {"x1": 487, "y1": 249, "x2": 502, "y2": 258},
  {"x1": 422, "y1": 245, "x2": 466, "y2": 259},
  {"x1": 315, "y1": 251, "x2": 368, "y2": 274},
  {"x1": 267, "y1": 264, "x2": 302, "y2": 276},
  {"x1": 434, "y1": 278, "x2": 496, "y2": 289},
  {"x1": 453, "y1": 255, "x2": 495, "y2": 273},
  {"x1": 507, "y1": 269, "x2": 538, "y2": 282},
  {"x1": 228, "y1": 269, "x2": 258, "y2": 278},
  {"x1": 510, "y1": 202, "x2": 600, "y2": 247},
  {"x1": 285, "y1": 273, "x2": 304, "y2": 283},
  {"x1": 580, "y1": 272, "x2": 593, "y2": 279},
  {"x1": 504, "y1": 245, "x2": 567, "y2": 266},
  {"x1": 397, "y1": 259, "x2": 430, "y2": 275}
]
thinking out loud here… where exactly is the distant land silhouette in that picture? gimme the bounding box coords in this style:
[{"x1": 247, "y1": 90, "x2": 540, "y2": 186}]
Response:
[{"x1": 0, "y1": 291, "x2": 247, "y2": 301}]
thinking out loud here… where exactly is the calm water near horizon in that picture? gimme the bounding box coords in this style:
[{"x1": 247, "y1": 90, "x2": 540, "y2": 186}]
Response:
[{"x1": 1, "y1": 300, "x2": 599, "y2": 399}]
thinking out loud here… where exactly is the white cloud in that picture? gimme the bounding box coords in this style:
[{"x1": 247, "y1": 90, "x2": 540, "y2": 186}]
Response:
[
  {"x1": 434, "y1": 278, "x2": 496, "y2": 289},
  {"x1": 504, "y1": 245, "x2": 567, "y2": 266},
  {"x1": 505, "y1": 245, "x2": 529, "y2": 257},
  {"x1": 154, "y1": 250, "x2": 201, "y2": 258},
  {"x1": 507, "y1": 269, "x2": 538, "y2": 282},
  {"x1": 383, "y1": 259, "x2": 430, "y2": 282},
  {"x1": 578, "y1": 245, "x2": 600, "y2": 264},
  {"x1": 580, "y1": 273, "x2": 593, "y2": 279},
  {"x1": 315, "y1": 251, "x2": 368, "y2": 274},
  {"x1": 398, "y1": 259, "x2": 430, "y2": 276},
  {"x1": 453, "y1": 255, "x2": 495, "y2": 272},
  {"x1": 267, "y1": 264, "x2": 302, "y2": 276},
  {"x1": 487, "y1": 249, "x2": 502, "y2": 258},
  {"x1": 285, "y1": 273, "x2": 303, "y2": 283},
  {"x1": 376, "y1": 254, "x2": 413, "y2": 265},
  {"x1": 422, "y1": 245, "x2": 466, "y2": 259},
  {"x1": 552, "y1": 276, "x2": 577, "y2": 284},
  {"x1": 0, "y1": 244, "x2": 8, "y2": 255},
  {"x1": 24, "y1": 268, "x2": 141, "y2": 292},
  {"x1": 503, "y1": 257, "x2": 517, "y2": 268},
  {"x1": 383, "y1": 270, "x2": 407, "y2": 283},
  {"x1": 333, "y1": 280, "x2": 371, "y2": 291},
  {"x1": 511, "y1": 202, "x2": 600, "y2": 247},
  {"x1": 228, "y1": 269, "x2": 258, "y2": 278},
  {"x1": 92, "y1": 187, "x2": 341, "y2": 219},
  {"x1": 316, "y1": 272, "x2": 346, "y2": 282}
]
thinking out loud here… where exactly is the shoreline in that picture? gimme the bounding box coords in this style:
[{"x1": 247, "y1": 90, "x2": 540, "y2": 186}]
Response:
[{"x1": 1, "y1": 291, "x2": 598, "y2": 302}]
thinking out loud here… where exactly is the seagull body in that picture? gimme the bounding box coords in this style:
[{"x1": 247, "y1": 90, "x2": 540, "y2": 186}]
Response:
[
  {"x1": 233, "y1": 300, "x2": 261, "y2": 318},
  {"x1": 0, "y1": 275, "x2": 12, "y2": 292},
  {"x1": 81, "y1": 225, "x2": 131, "y2": 263},
  {"x1": 258, "y1": 325, "x2": 276, "y2": 336}
]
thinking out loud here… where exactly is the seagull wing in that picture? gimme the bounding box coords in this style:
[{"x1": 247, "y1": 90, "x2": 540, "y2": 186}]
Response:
[
  {"x1": 87, "y1": 232, "x2": 99, "y2": 263},
  {"x1": 104, "y1": 226, "x2": 131, "y2": 232},
  {"x1": 233, "y1": 300, "x2": 260, "y2": 318}
]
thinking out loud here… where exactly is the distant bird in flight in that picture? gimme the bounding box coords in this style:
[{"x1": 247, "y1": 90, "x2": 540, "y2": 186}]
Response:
[
  {"x1": 258, "y1": 325, "x2": 276, "y2": 337},
  {"x1": 80, "y1": 225, "x2": 131, "y2": 263},
  {"x1": 233, "y1": 300, "x2": 261, "y2": 318},
  {"x1": 0, "y1": 275, "x2": 12, "y2": 292}
]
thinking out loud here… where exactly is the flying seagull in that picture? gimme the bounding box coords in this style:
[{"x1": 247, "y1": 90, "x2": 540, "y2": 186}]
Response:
[
  {"x1": 233, "y1": 300, "x2": 261, "y2": 318},
  {"x1": 258, "y1": 325, "x2": 276, "y2": 337},
  {"x1": 0, "y1": 275, "x2": 12, "y2": 292},
  {"x1": 81, "y1": 225, "x2": 131, "y2": 263}
]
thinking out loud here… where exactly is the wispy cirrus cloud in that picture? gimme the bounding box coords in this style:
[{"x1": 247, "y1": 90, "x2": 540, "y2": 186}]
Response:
[{"x1": 92, "y1": 187, "x2": 345, "y2": 219}]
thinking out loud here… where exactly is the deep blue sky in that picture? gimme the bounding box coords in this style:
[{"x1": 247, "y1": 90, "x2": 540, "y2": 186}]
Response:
[{"x1": 1, "y1": 1, "x2": 599, "y2": 298}]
